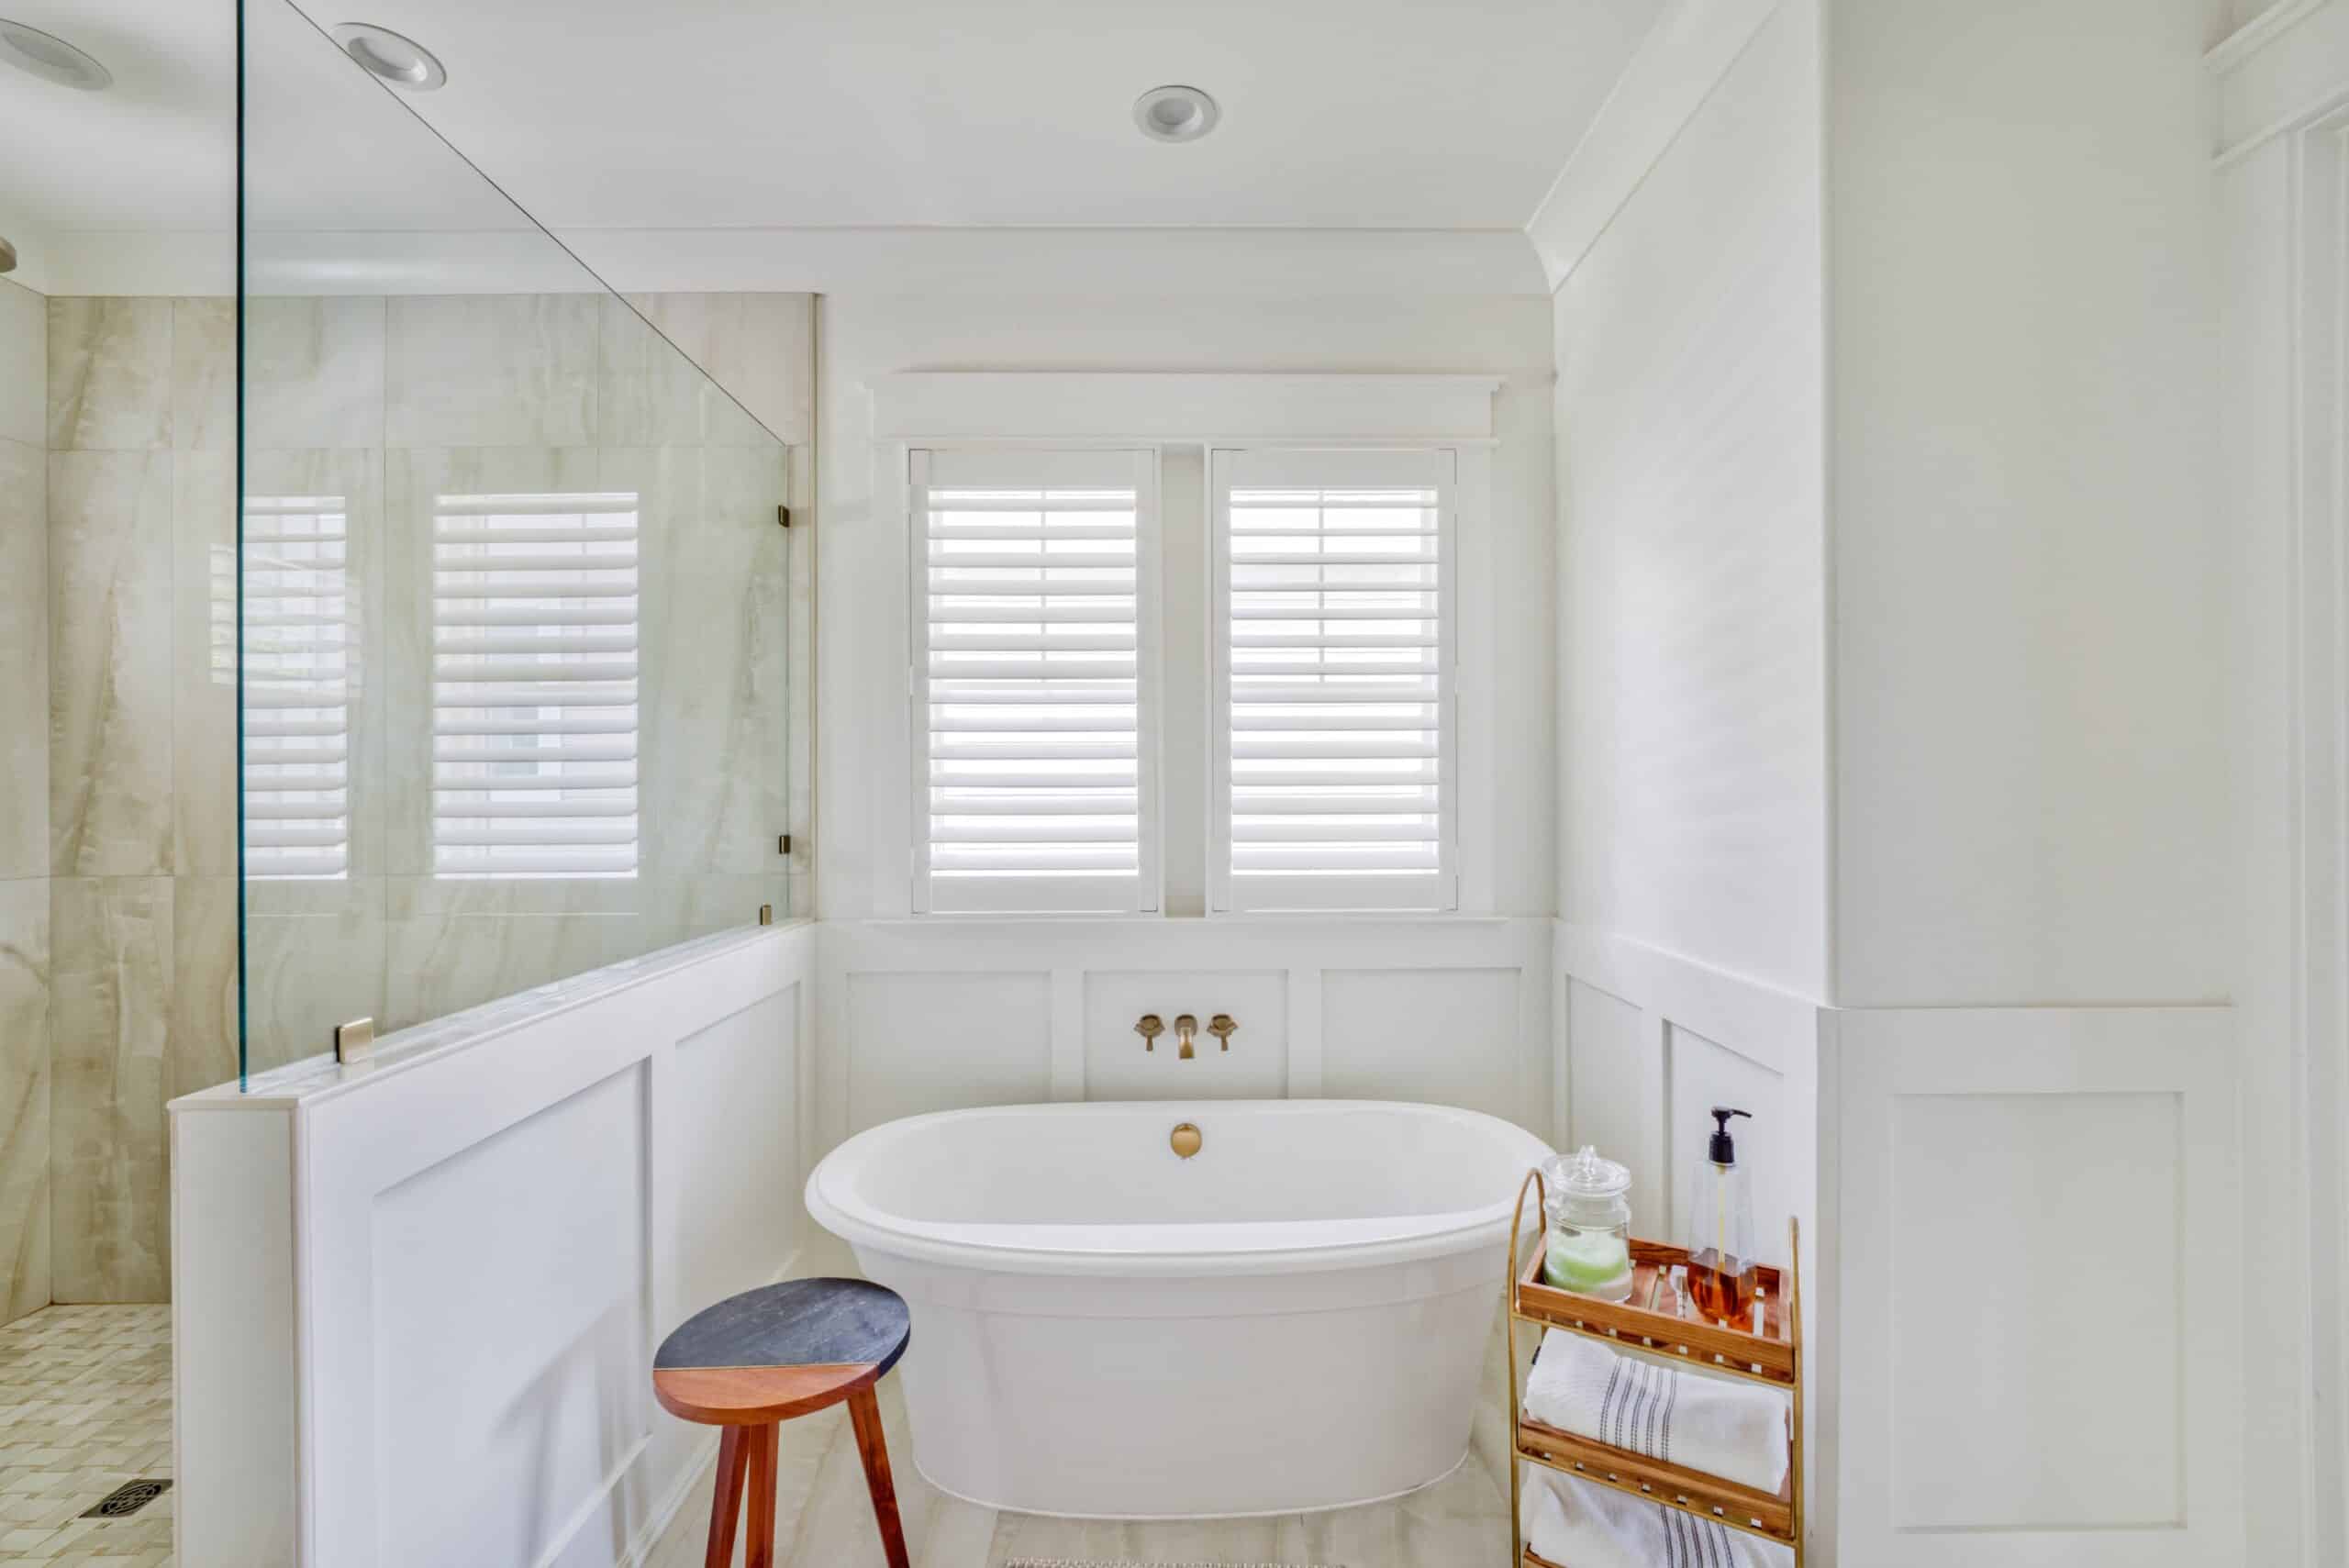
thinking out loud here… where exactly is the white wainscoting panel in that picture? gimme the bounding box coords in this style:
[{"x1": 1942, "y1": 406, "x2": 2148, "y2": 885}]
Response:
[
  {"x1": 1553, "y1": 922, "x2": 1831, "y2": 1554},
  {"x1": 1834, "y1": 1006, "x2": 2242, "y2": 1567},
  {"x1": 817, "y1": 918, "x2": 1552, "y2": 1153},
  {"x1": 170, "y1": 923, "x2": 814, "y2": 1568},
  {"x1": 1560, "y1": 976, "x2": 1665, "y2": 1236},
  {"x1": 1320, "y1": 966, "x2": 1521, "y2": 1118},
  {"x1": 1082, "y1": 970, "x2": 1288, "y2": 1099},
  {"x1": 844, "y1": 970, "x2": 1053, "y2": 1128}
]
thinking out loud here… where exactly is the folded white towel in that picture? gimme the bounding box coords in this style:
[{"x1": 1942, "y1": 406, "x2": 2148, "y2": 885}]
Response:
[
  {"x1": 1522, "y1": 1467, "x2": 1794, "y2": 1568},
  {"x1": 1522, "y1": 1328, "x2": 1790, "y2": 1496}
]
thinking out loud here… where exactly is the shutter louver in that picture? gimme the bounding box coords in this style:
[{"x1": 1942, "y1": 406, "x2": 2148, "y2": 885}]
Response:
[
  {"x1": 432, "y1": 492, "x2": 640, "y2": 878},
  {"x1": 913, "y1": 450, "x2": 1155, "y2": 913},
  {"x1": 1214, "y1": 449, "x2": 1455, "y2": 911},
  {"x1": 241, "y1": 495, "x2": 354, "y2": 879}
]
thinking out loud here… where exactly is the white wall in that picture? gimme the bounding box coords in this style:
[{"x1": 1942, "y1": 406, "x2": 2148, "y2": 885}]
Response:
[
  {"x1": 2212, "y1": 3, "x2": 2349, "y2": 1560},
  {"x1": 1828, "y1": 0, "x2": 2230, "y2": 1009},
  {"x1": 1551, "y1": 0, "x2": 1830, "y2": 1003}
]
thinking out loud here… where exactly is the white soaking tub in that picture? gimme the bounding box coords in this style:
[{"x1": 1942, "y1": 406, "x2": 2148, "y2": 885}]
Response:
[{"x1": 804, "y1": 1099, "x2": 1553, "y2": 1518}]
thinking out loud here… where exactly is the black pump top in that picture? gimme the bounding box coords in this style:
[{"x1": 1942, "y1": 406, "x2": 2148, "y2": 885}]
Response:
[{"x1": 1708, "y1": 1106, "x2": 1751, "y2": 1165}]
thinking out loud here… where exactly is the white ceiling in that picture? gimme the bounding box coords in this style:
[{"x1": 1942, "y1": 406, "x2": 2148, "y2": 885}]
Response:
[
  {"x1": 323, "y1": 0, "x2": 1662, "y2": 230},
  {"x1": 0, "y1": 0, "x2": 1662, "y2": 289}
]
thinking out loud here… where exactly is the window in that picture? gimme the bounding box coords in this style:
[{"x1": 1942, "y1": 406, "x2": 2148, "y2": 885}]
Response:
[
  {"x1": 239, "y1": 495, "x2": 354, "y2": 880},
  {"x1": 910, "y1": 449, "x2": 1157, "y2": 913},
  {"x1": 1209, "y1": 449, "x2": 1456, "y2": 912},
  {"x1": 430, "y1": 491, "x2": 641, "y2": 879}
]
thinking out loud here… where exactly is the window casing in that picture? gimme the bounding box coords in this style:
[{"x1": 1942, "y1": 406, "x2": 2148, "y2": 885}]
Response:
[
  {"x1": 430, "y1": 491, "x2": 642, "y2": 879},
  {"x1": 909, "y1": 449, "x2": 1159, "y2": 914},
  {"x1": 1208, "y1": 448, "x2": 1457, "y2": 912}
]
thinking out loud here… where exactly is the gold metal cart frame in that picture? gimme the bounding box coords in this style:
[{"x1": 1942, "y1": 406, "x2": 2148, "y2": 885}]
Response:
[{"x1": 1505, "y1": 1171, "x2": 1805, "y2": 1566}]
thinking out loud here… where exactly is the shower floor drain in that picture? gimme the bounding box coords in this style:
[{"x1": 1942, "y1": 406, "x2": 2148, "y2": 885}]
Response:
[{"x1": 81, "y1": 1478, "x2": 171, "y2": 1518}]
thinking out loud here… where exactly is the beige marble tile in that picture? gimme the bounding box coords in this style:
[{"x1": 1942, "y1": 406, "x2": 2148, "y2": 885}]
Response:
[
  {"x1": 988, "y1": 1508, "x2": 1286, "y2": 1564},
  {"x1": 384, "y1": 294, "x2": 599, "y2": 449},
  {"x1": 381, "y1": 905, "x2": 643, "y2": 1034},
  {"x1": 603, "y1": 293, "x2": 813, "y2": 447},
  {"x1": 48, "y1": 877, "x2": 172, "y2": 1303},
  {"x1": 168, "y1": 450, "x2": 236, "y2": 876},
  {"x1": 47, "y1": 299, "x2": 171, "y2": 452},
  {"x1": 170, "y1": 298, "x2": 234, "y2": 453},
  {"x1": 0, "y1": 879, "x2": 50, "y2": 1326},
  {"x1": 0, "y1": 437, "x2": 47, "y2": 882},
  {"x1": 244, "y1": 877, "x2": 387, "y2": 1073},
  {"x1": 168, "y1": 876, "x2": 240, "y2": 1100},
  {"x1": 243, "y1": 295, "x2": 386, "y2": 449},
  {"x1": 48, "y1": 452, "x2": 173, "y2": 878},
  {"x1": 623, "y1": 445, "x2": 790, "y2": 880},
  {"x1": 0, "y1": 278, "x2": 45, "y2": 449}
]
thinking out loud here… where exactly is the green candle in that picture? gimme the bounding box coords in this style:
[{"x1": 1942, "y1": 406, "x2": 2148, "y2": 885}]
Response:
[{"x1": 1546, "y1": 1230, "x2": 1631, "y2": 1294}]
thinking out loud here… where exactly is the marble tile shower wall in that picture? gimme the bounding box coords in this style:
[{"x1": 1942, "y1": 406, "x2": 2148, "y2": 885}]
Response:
[
  {"x1": 1, "y1": 278, "x2": 50, "y2": 1326},
  {"x1": 28, "y1": 289, "x2": 813, "y2": 1305}
]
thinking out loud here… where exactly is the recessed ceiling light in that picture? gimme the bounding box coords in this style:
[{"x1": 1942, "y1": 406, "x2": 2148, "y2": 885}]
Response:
[
  {"x1": 0, "y1": 17, "x2": 114, "y2": 91},
  {"x1": 331, "y1": 22, "x2": 446, "y2": 91},
  {"x1": 1133, "y1": 84, "x2": 1219, "y2": 143}
]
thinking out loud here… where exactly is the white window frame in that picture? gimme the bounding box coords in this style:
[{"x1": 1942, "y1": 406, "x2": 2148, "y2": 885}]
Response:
[
  {"x1": 905, "y1": 444, "x2": 1163, "y2": 915},
  {"x1": 1208, "y1": 446, "x2": 1460, "y2": 914},
  {"x1": 869, "y1": 372, "x2": 1497, "y2": 919}
]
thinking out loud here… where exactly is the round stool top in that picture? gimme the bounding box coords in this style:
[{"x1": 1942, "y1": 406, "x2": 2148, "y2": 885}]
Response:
[{"x1": 652, "y1": 1277, "x2": 910, "y2": 1426}]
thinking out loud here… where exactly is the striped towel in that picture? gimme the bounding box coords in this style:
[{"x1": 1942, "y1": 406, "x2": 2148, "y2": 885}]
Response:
[
  {"x1": 1523, "y1": 1329, "x2": 1790, "y2": 1496},
  {"x1": 1523, "y1": 1469, "x2": 1792, "y2": 1568}
]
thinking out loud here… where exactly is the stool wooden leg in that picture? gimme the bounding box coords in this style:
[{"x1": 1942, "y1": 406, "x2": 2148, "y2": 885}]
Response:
[
  {"x1": 847, "y1": 1386, "x2": 911, "y2": 1568},
  {"x1": 704, "y1": 1427, "x2": 747, "y2": 1568},
  {"x1": 744, "y1": 1423, "x2": 779, "y2": 1568}
]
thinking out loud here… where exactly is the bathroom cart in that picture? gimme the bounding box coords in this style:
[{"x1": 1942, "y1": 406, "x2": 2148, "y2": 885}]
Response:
[{"x1": 1503, "y1": 1171, "x2": 1804, "y2": 1567}]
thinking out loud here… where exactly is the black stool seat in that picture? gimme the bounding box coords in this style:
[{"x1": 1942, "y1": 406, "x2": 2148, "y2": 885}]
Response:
[
  {"x1": 653, "y1": 1278, "x2": 909, "y2": 1425},
  {"x1": 651, "y1": 1277, "x2": 914, "y2": 1568}
]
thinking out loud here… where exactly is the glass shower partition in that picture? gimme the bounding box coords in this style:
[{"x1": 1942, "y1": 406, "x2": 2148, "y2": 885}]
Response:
[{"x1": 237, "y1": 0, "x2": 801, "y2": 1084}]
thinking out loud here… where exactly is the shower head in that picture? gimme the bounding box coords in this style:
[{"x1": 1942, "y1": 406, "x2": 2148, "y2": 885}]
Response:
[{"x1": 0, "y1": 237, "x2": 15, "y2": 275}]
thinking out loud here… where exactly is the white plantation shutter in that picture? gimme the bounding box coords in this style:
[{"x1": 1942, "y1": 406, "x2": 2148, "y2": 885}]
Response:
[
  {"x1": 910, "y1": 449, "x2": 1157, "y2": 913},
  {"x1": 1211, "y1": 448, "x2": 1456, "y2": 911},
  {"x1": 240, "y1": 495, "x2": 354, "y2": 879},
  {"x1": 432, "y1": 492, "x2": 640, "y2": 878}
]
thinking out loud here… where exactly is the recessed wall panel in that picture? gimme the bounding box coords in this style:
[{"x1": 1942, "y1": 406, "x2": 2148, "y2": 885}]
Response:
[
  {"x1": 673, "y1": 986, "x2": 797, "y2": 1314},
  {"x1": 1564, "y1": 977, "x2": 1660, "y2": 1234},
  {"x1": 1083, "y1": 970, "x2": 1286, "y2": 1099},
  {"x1": 846, "y1": 971, "x2": 1051, "y2": 1130},
  {"x1": 1890, "y1": 1090, "x2": 2182, "y2": 1531},
  {"x1": 1321, "y1": 967, "x2": 1520, "y2": 1118},
  {"x1": 1666, "y1": 1021, "x2": 1788, "y2": 1264},
  {"x1": 373, "y1": 1063, "x2": 649, "y2": 1568}
]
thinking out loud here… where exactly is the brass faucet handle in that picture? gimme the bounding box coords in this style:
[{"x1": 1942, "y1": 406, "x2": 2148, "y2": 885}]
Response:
[
  {"x1": 1135, "y1": 1013, "x2": 1164, "y2": 1051},
  {"x1": 1174, "y1": 1013, "x2": 1197, "y2": 1060},
  {"x1": 1208, "y1": 1014, "x2": 1237, "y2": 1051}
]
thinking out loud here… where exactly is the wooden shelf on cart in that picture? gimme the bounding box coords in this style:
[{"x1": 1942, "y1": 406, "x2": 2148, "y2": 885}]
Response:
[{"x1": 1512, "y1": 1240, "x2": 1794, "y2": 1386}]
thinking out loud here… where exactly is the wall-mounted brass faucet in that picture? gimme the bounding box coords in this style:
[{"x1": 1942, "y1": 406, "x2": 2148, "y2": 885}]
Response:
[{"x1": 1136, "y1": 1010, "x2": 1239, "y2": 1059}]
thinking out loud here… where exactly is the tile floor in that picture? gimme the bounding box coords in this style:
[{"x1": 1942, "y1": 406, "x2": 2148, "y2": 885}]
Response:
[
  {"x1": 0, "y1": 1273, "x2": 1518, "y2": 1568},
  {"x1": 0, "y1": 1305, "x2": 174, "y2": 1565}
]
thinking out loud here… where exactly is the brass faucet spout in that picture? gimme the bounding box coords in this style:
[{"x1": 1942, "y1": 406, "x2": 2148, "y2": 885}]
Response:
[{"x1": 1174, "y1": 1013, "x2": 1197, "y2": 1060}]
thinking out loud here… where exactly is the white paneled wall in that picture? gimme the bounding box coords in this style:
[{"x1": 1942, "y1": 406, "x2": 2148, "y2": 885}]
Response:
[{"x1": 815, "y1": 918, "x2": 1553, "y2": 1155}]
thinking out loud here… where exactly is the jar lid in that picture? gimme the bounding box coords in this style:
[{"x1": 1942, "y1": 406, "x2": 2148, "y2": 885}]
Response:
[{"x1": 1543, "y1": 1144, "x2": 1631, "y2": 1201}]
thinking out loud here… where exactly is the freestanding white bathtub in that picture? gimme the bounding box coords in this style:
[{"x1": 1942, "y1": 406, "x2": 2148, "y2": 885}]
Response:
[{"x1": 804, "y1": 1099, "x2": 1552, "y2": 1518}]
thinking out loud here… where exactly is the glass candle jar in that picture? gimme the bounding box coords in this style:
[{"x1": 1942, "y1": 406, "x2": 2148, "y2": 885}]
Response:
[{"x1": 1541, "y1": 1145, "x2": 1634, "y2": 1301}]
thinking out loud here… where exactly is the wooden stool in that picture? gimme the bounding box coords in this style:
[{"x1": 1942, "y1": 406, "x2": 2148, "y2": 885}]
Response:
[{"x1": 652, "y1": 1278, "x2": 912, "y2": 1568}]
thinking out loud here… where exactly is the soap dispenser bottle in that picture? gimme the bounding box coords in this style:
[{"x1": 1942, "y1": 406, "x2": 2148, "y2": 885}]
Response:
[{"x1": 1685, "y1": 1106, "x2": 1757, "y2": 1327}]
